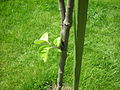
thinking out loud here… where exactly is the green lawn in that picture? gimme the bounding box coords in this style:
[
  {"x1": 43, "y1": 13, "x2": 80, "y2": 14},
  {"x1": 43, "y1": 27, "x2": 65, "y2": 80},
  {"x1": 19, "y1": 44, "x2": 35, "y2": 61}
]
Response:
[{"x1": 0, "y1": 0, "x2": 120, "y2": 90}]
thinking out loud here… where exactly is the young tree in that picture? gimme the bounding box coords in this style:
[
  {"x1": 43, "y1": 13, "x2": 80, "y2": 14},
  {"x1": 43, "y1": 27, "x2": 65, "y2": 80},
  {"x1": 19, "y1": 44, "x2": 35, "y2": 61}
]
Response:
[
  {"x1": 35, "y1": 0, "x2": 88, "y2": 90},
  {"x1": 57, "y1": 0, "x2": 74, "y2": 90}
]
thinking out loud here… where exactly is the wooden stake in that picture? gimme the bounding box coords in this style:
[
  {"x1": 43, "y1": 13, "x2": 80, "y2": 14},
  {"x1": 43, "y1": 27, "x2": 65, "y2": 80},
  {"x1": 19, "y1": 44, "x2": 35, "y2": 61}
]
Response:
[{"x1": 74, "y1": 0, "x2": 89, "y2": 90}]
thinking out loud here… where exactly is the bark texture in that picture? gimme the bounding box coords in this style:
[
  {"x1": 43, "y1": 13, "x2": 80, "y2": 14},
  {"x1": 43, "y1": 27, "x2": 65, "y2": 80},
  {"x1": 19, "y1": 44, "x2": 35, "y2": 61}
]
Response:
[
  {"x1": 58, "y1": 0, "x2": 65, "y2": 23},
  {"x1": 57, "y1": 0, "x2": 74, "y2": 90}
]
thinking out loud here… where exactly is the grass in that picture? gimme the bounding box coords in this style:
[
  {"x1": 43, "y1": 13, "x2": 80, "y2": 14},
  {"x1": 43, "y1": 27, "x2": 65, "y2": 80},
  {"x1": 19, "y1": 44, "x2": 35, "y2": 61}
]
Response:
[{"x1": 0, "y1": 0, "x2": 120, "y2": 90}]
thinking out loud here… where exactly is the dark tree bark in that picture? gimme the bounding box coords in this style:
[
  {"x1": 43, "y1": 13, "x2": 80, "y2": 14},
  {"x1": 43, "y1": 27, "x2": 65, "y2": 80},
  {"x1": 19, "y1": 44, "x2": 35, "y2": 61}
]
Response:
[
  {"x1": 58, "y1": 0, "x2": 65, "y2": 23},
  {"x1": 57, "y1": 0, "x2": 74, "y2": 90}
]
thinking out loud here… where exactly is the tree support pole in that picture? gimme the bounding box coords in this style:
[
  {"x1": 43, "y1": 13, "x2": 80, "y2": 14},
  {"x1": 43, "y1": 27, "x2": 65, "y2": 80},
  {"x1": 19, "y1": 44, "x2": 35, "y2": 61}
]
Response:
[{"x1": 74, "y1": 0, "x2": 89, "y2": 90}]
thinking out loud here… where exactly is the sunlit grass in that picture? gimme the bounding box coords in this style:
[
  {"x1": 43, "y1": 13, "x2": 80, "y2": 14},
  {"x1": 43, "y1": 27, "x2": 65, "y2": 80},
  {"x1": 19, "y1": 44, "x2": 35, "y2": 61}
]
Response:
[{"x1": 0, "y1": 0, "x2": 120, "y2": 90}]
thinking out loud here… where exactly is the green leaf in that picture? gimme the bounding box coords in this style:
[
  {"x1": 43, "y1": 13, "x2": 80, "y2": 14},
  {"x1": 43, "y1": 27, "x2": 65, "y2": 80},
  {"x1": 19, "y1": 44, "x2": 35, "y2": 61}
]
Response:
[
  {"x1": 40, "y1": 32, "x2": 48, "y2": 42},
  {"x1": 39, "y1": 45, "x2": 48, "y2": 52},
  {"x1": 53, "y1": 37, "x2": 61, "y2": 47},
  {"x1": 34, "y1": 39, "x2": 45, "y2": 44},
  {"x1": 39, "y1": 45, "x2": 50, "y2": 62},
  {"x1": 34, "y1": 32, "x2": 49, "y2": 45},
  {"x1": 56, "y1": 49, "x2": 61, "y2": 53}
]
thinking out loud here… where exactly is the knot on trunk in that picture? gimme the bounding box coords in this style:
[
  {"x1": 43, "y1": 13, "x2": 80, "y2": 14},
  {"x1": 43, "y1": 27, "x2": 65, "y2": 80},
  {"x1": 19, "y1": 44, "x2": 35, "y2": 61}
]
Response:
[{"x1": 63, "y1": 19, "x2": 72, "y2": 27}]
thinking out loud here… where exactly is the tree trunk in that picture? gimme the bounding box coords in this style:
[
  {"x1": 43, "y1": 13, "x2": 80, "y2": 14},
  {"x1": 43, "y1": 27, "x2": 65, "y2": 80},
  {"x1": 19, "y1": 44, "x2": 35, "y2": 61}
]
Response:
[
  {"x1": 73, "y1": 0, "x2": 89, "y2": 90},
  {"x1": 57, "y1": 0, "x2": 74, "y2": 90}
]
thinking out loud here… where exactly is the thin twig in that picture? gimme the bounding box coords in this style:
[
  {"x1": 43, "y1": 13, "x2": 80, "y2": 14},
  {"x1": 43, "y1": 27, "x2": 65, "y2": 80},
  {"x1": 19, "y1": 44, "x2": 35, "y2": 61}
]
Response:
[{"x1": 58, "y1": 0, "x2": 65, "y2": 24}]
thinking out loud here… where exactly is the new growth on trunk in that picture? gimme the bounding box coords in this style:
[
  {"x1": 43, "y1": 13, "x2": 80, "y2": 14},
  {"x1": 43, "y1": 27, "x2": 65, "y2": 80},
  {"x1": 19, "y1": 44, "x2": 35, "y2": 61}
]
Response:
[{"x1": 57, "y1": 0, "x2": 74, "y2": 90}]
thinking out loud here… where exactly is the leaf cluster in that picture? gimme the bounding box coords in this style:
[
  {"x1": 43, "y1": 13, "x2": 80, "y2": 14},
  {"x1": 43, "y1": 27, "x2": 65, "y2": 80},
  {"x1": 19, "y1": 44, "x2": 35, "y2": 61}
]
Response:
[{"x1": 34, "y1": 32, "x2": 61, "y2": 62}]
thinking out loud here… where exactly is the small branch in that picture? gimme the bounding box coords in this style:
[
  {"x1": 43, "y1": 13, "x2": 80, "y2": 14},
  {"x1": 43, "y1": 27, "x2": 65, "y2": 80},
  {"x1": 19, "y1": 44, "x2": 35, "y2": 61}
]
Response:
[
  {"x1": 58, "y1": 0, "x2": 65, "y2": 24},
  {"x1": 64, "y1": 0, "x2": 74, "y2": 26},
  {"x1": 51, "y1": 46, "x2": 61, "y2": 49},
  {"x1": 61, "y1": 0, "x2": 74, "y2": 57},
  {"x1": 61, "y1": 0, "x2": 74, "y2": 43}
]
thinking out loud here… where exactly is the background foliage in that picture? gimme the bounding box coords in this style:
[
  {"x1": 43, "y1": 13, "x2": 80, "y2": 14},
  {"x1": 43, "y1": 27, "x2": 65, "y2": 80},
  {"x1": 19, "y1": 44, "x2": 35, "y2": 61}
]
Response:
[{"x1": 0, "y1": 0, "x2": 120, "y2": 89}]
